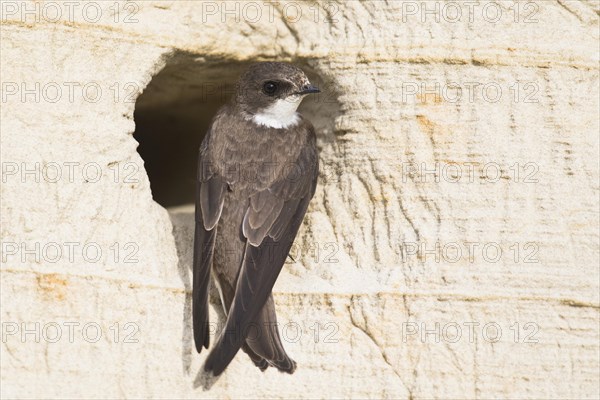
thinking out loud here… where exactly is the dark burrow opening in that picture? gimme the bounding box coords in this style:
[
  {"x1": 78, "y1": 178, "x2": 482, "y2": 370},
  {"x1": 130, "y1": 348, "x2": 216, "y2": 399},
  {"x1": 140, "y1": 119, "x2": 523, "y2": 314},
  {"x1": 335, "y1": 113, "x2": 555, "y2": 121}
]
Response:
[{"x1": 133, "y1": 52, "x2": 340, "y2": 209}]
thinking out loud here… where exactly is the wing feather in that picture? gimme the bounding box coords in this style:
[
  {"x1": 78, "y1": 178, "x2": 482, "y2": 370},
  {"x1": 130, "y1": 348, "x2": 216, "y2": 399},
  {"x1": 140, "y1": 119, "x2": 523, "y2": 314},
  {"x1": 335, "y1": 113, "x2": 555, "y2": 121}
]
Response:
[
  {"x1": 204, "y1": 137, "x2": 318, "y2": 376},
  {"x1": 193, "y1": 133, "x2": 226, "y2": 353}
]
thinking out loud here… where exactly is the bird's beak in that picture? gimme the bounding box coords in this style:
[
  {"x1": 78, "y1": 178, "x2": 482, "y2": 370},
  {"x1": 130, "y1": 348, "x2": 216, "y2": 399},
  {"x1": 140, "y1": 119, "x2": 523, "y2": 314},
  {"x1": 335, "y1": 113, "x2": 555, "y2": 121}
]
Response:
[{"x1": 296, "y1": 84, "x2": 320, "y2": 95}]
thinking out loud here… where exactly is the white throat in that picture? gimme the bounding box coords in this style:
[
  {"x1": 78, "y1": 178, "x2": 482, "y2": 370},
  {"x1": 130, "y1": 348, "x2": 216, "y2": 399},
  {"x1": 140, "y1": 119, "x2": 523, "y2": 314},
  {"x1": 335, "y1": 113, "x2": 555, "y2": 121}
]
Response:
[{"x1": 251, "y1": 95, "x2": 303, "y2": 129}]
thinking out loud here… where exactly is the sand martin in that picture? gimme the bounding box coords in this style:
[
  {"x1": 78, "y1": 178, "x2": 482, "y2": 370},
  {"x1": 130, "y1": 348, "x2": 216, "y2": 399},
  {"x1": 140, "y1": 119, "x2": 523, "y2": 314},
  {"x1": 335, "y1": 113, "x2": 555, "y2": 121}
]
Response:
[{"x1": 193, "y1": 62, "x2": 320, "y2": 376}]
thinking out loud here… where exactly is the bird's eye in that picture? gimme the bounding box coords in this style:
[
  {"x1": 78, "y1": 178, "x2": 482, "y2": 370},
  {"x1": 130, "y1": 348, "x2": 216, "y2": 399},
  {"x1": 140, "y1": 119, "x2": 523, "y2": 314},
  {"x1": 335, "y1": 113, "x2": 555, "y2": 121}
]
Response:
[{"x1": 262, "y1": 81, "x2": 278, "y2": 96}]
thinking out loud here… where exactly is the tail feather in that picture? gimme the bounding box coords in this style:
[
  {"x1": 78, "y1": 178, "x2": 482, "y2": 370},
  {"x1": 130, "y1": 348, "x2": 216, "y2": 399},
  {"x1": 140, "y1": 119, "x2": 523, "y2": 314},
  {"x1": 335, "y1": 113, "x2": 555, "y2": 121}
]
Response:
[
  {"x1": 241, "y1": 343, "x2": 269, "y2": 371},
  {"x1": 203, "y1": 294, "x2": 296, "y2": 375},
  {"x1": 245, "y1": 295, "x2": 296, "y2": 374}
]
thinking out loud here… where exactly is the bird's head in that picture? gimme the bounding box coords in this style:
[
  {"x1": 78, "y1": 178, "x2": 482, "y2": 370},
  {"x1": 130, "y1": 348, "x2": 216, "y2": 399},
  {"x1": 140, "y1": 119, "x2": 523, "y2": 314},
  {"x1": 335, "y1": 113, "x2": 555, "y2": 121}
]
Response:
[{"x1": 234, "y1": 62, "x2": 320, "y2": 129}]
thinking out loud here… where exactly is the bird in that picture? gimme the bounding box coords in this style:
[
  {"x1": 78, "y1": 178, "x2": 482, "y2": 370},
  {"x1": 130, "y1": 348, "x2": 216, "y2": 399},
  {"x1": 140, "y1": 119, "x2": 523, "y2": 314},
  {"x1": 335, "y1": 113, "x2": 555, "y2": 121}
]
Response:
[{"x1": 193, "y1": 62, "x2": 320, "y2": 377}]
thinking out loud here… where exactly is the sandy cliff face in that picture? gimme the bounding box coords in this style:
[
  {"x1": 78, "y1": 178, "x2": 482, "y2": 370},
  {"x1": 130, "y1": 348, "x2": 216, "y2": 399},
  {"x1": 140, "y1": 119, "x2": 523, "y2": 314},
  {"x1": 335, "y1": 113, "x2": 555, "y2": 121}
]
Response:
[{"x1": 1, "y1": 1, "x2": 599, "y2": 398}]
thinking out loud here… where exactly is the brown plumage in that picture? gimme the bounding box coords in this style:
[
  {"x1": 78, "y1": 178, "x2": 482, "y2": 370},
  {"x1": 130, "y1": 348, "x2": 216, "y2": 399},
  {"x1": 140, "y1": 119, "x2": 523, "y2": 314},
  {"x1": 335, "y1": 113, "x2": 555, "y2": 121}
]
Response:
[{"x1": 193, "y1": 62, "x2": 320, "y2": 376}]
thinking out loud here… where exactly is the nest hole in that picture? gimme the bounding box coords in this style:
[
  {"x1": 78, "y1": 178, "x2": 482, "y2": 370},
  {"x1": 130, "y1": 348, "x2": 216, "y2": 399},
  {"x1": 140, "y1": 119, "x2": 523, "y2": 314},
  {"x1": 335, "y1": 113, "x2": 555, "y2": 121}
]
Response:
[{"x1": 134, "y1": 52, "x2": 340, "y2": 209}]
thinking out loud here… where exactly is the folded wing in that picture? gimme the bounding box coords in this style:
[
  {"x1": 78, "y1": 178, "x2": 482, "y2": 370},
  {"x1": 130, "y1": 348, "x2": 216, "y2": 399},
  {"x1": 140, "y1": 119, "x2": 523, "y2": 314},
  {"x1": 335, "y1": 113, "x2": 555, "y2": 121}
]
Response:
[
  {"x1": 193, "y1": 136, "x2": 226, "y2": 353},
  {"x1": 204, "y1": 140, "x2": 318, "y2": 376}
]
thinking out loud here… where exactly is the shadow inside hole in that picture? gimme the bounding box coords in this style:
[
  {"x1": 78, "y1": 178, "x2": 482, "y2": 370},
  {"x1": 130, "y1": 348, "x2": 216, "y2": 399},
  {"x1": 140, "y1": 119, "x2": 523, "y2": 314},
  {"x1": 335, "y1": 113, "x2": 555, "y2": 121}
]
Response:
[
  {"x1": 133, "y1": 52, "x2": 341, "y2": 209},
  {"x1": 134, "y1": 55, "x2": 249, "y2": 208}
]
